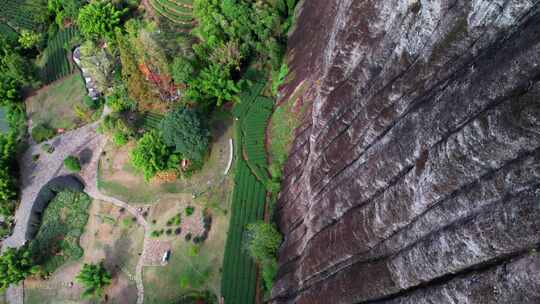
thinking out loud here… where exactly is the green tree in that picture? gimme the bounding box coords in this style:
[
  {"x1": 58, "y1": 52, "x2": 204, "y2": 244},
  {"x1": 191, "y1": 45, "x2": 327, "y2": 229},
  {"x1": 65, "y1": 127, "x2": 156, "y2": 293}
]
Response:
[
  {"x1": 77, "y1": 1, "x2": 127, "y2": 40},
  {"x1": 64, "y1": 156, "x2": 81, "y2": 173},
  {"x1": 185, "y1": 63, "x2": 239, "y2": 106},
  {"x1": 159, "y1": 107, "x2": 210, "y2": 162},
  {"x1": 130, "y1": 130, "x2": 179, "y2": 181},
  {"x1": 18, "y1": 30, "x2": 41, "y2": 49},
  {"x1": 0, "y1": 75, "x2": 19, "y2": 106},
  {"x1": 171, "y1": 56, "x2": 195, "y2": 85},
  {"x1": 0, "y1": 246, "x2": 39, "y2": 292},
  {"x1": 75, "y1": 262, "x2": 111, "y2": 299},
  {"x1": 48, "y1": 0, "x2": 85, "y2": 26},
  {"x1": 0, "y1": 133, "x2": 17, "y2": 217},
  {"x1": 0, "y1": 37, "x2": 32, "y2": 86},
  {"x1": 105, "y1": 85, "x2": 136, "y2": 112},
  {"x1": 246, "y1": 222, "x2": 282, "y2": 290}
]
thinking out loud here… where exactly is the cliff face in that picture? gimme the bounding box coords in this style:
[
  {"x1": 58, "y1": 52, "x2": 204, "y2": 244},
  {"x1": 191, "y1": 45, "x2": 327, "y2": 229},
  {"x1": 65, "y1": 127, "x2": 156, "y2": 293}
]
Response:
[{"x1": 272, "y1": 1, "x2": 540, "y2": 303}]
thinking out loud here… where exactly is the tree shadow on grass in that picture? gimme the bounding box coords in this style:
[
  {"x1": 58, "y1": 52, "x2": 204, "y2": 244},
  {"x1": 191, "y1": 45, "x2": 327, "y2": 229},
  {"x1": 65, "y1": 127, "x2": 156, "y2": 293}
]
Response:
[
  {"x1": 103, "y1": 234, "x2": 134, "y2": 278},
  {"x1": 78, "y1": 148, "x2": 93, "y2": 166}
]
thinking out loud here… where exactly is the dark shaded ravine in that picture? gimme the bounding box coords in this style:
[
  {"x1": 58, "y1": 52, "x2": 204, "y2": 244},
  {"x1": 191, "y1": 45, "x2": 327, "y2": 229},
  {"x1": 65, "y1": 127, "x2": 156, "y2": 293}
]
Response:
[{"x1": 271, "y1": 1, "x2": 540, "y2": 303}]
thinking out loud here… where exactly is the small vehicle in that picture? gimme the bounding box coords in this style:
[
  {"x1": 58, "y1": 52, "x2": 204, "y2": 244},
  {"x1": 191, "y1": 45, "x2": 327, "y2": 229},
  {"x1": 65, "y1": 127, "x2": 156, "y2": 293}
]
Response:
[{"x1": 162, "y1": 250, "x2": 171, "y2": 264}]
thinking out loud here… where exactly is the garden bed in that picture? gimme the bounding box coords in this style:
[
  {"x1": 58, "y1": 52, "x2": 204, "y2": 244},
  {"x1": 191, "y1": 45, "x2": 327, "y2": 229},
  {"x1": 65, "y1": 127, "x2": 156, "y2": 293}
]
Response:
[{"x1": 24, "y1": 200, "x2": 144, "y2": 304}]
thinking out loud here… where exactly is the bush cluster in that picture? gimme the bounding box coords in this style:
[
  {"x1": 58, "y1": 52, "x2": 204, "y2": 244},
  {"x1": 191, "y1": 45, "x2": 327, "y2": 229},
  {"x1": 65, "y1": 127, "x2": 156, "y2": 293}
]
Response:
[
  {"x1": 31, "y1": 123, "x2": 56, "y2": 143},
  {"x1": 130, "y1": 130, "x2": 180, "y2": 181},
  {"x1": 64, "y1": 156, "x2": 81, "y2": 173},
  {"x1": 246, "y1": 222, "x2": 282, "y2": 291}
]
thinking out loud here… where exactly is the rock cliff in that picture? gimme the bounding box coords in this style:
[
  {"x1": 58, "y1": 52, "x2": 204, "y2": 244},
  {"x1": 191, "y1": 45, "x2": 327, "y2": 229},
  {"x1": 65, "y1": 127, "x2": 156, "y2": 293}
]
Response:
[{"x1": 272, "y1": 1, "x2": 540, "y2": 303}]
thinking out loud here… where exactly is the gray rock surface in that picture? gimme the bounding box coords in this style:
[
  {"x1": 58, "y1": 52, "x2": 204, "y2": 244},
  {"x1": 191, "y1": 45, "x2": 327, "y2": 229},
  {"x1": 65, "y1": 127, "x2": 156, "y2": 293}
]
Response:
[{"x1": 271, "y1": 1, "x2": 540, "y2": 303}]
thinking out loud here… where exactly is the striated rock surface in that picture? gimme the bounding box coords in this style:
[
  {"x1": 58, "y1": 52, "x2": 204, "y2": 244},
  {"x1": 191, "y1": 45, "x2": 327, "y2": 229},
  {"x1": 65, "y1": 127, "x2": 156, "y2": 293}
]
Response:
[{"x1": 272, "y1": 0, "x2": 540, "y2": 303}]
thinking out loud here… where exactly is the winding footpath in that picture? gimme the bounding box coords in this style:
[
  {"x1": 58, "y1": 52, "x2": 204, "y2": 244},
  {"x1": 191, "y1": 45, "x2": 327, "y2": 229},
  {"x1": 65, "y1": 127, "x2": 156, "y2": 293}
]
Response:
[{"x1": 2, "y1": 123, "x2": 150, "y2": 304}]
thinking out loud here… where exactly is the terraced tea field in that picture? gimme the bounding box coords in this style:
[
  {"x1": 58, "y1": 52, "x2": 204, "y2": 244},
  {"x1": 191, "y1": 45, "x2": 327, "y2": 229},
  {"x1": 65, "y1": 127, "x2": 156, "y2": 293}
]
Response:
[{"x1": 150, "y1": 0, "x2": 195, "y2": 30}]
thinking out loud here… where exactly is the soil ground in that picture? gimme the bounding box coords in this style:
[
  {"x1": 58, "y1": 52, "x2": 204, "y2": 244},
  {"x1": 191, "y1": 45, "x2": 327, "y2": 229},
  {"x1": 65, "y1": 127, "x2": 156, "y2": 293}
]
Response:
[{"x1": 24, "y1": 200, "x2": 144, "y2": 304}]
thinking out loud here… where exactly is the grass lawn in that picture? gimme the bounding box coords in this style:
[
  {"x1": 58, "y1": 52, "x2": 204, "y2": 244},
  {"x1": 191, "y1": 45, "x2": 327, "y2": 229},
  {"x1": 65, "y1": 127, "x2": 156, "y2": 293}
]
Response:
[
  {"x1": 142, "y1": 173, "x2": 233, "y2": 303},
  {"x1": 26, "y1": 73, "x2": 87, "y2": 131},
  {"x1": 98, "y1": 114, "x2": 234, "y2": 204},
  {"x1": 25, "y1": 200, "x2": 144, "y2": 304},
  {"x1": 268, "y1": 80, "x2": 308, "y2": 170}
]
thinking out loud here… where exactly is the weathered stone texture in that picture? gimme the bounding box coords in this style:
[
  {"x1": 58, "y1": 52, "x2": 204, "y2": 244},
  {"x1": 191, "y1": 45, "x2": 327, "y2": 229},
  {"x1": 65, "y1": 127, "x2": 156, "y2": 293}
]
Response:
[{"x1": 272, "y1": 0, "x2": 540, "y2": 303}]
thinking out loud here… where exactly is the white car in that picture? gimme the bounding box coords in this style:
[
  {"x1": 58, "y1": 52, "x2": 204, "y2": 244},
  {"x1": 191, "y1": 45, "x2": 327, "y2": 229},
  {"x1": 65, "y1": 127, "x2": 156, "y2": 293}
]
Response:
[{"x1": 162, "y1": 250, "x2": 171, "y2": 264}]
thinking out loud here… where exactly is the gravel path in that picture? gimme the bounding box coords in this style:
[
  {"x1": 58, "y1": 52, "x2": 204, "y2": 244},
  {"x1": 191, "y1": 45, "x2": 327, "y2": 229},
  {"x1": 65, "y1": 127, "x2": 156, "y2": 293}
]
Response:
[{"x1": 3, "y1": 122, "x2": 150, "y2": 304}]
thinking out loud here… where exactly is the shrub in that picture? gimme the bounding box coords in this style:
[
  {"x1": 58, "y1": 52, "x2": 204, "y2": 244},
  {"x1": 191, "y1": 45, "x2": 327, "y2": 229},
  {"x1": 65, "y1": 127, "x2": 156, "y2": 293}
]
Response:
[
  {"x1": 106, "y1": 85, "x2": 136, "y2": 112},
  {"x1": 64, "y1": 156, "x2": 81, "y2": 173},
  {"x1": 166, "y1": 213, "x2": 181, "y2": 226},
  {"x1": 188, "y1": 245, "x2": 200, "y2": 257},
  {"x1": 41, "y1": 143, "x2": 55, "y2": 154},
  {"x1": 18, "y1": 30, "x2": 41, "y2": 49},
  {"x1": 31, "y1": 124, "x2": 56, "y2": 143},
  {"x1": 130, "y1": 130, "x2": 180, "y2": 181},
  {"x1": 83, "y1": 96, "x2": 98, "y2": 110},
  {"x1": 76, "y1": 262, "x2": 111, "y2": 299},
  {"x1": 185, "y1": 233, "x2": 192, "y2": 241},
  {"x1": 171, "y1": 56, "x2": 195, "y2": 85},
  {"x1": 0, "y1": 246, "x2": 39, "y2": 292},
  {"x1": 122, "y1": 217, "x2": 134, "y2": 228},
  {"x1": 185, "y1": 206, "x2": 195, "y2": 217},
  {"x1": 0, "y1": 221, "x2": 10, "y2": 239},
  {"x1": 151, "y1": 229, "x2": 164, "y2": 238},
  {"x1": 271, "y1": 63, "x2": 289, "y2": 95},
  {"x1": 261, "y1": 258, "x2": 278, "y2": 291},
  {"x1": 112, "y1": 131, "x2": 128, "y2": 146}
]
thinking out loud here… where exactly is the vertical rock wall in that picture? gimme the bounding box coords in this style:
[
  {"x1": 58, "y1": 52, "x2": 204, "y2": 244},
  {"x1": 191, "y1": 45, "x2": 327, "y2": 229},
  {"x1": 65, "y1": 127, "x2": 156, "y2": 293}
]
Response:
[{"x1": 272, "y1": 1, "x2": 540, "y2": 303}]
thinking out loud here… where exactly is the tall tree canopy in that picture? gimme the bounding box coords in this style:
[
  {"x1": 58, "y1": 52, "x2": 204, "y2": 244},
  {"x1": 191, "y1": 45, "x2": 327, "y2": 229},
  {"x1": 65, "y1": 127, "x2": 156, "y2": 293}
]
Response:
[
  {"x1": 48, "y1": 0, "x2": 85, "y2": 26},
  {"x1": 77, "y1": 1, "x2": 127, "y2": 40},
  {"x1": 159, "y1": 107, "x2": 210, "y2": 162}
]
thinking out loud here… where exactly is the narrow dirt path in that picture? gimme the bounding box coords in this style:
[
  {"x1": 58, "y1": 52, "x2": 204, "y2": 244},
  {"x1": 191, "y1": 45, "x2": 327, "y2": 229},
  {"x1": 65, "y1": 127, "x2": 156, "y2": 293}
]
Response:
[{"x1": 83, "y1": 136, "x2": 150, "y2": 304}]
